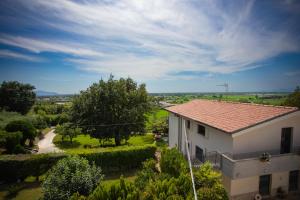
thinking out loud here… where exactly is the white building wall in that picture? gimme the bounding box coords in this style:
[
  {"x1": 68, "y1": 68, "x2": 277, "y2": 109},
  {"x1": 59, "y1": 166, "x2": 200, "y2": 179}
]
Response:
[
  {"x1": 181, "y1": 118, "x2": 233, "y2": 158},
  {"x1": 168, "y1": 113, "x2": 179, "y2": 148},
  {"x1": 232, "y1": 111, "x2": 300, "y2": 155}
]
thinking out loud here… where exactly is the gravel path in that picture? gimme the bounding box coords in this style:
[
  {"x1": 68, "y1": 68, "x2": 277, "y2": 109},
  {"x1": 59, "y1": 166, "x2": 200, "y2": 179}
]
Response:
[{"x1": 37, "y1": 129, "x2": 63, "y2": 154}]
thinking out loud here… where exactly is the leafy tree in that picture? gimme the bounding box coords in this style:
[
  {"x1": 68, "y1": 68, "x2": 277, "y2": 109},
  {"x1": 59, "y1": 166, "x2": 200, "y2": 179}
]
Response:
[
  {"x1": 42, "y1": 156, "x2": 103, "y2": 200},
  {"x1": 70, "y1": 75, "x2": 151, "y2": 146},
  {"x1": 284, "y1": 86, "x2": 300, "y2": 108},
  {"x1": 0, "y1": 81, "x2": 36, "y2": 114},
  {"x1": 55, "y1": 123, "x2": 81, "y2": 143},
  {"x1": 5, "y1": 120, "x2": 36, "y2": 146}
]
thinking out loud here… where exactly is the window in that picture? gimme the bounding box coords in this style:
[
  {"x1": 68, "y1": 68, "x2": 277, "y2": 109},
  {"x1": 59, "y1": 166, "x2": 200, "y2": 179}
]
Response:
[
  {"x1": 195, "y1": 146, "x2": 204, "y2": 162},
  {"x1": 259, "y1": 175, "x2": 271, "y2": 196},
  {"x1": 197, "y1": 124, "x2": 205, "y2": 136},
  {"x1": 187, "y1": 120, "x2": 190, "y2": 129},
  {"x1": 289, "y1": 170, "x2": 299, "y2": 191}
]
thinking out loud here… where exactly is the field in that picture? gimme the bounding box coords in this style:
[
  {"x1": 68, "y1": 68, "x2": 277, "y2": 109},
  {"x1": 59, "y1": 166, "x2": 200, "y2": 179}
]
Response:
[{"x1": 157, "y1": 92, "x2": 288, "y2": 106}]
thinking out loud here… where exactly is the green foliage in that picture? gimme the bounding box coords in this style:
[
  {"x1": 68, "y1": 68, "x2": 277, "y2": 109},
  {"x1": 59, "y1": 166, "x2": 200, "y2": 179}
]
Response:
[
  {"x1": 78, "y1": 145, "x2": 156, "y2": 173},
  {"x1": 70, "y1": 75, "x2": 152, "y2": 146},
  {"x1": 33, "y1": 102, "x2": 70, "y2": 115},
  {"x1": 134, "y1": 159, "x2": 158, "y2": 190},
  {"x1": 160, "y1": 148, "x2": 188, "y2": 177},
  {"x1": 56, "y1": 123, "x2": 81, "y2": 143},
  {"x1": 194, "y1": 162, "x2": 228, "y2": 200},
  {"x1": 1, "y1": 131, "x2": 23, "y2": 153},
  {"x1": 89, "y1": 176, "x2": 139, "y2": 200},
  {"x1": 0, "y1": 153, "x2": 67, "y2": 182},
  {"x1": 5, "y1": 120, "x2": 36, "y2": 146},
  {"x1": 0, "y1": 146, "x2": 156, "y2": 182},
  {"x1": 284, "y1": 86, "x2": 300, "y2": 108},
  {"x1": 0, "y1": 81, "x2": 36, "y2": 115},
  {"x1": 42, "y1": 156, "x2": 103, "y2": 200}
]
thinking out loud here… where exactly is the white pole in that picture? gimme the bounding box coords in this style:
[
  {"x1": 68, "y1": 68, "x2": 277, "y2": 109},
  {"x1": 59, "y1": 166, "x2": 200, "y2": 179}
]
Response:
[{"x1": 183, "y1": 120, "x2": 198, "y2": 200}]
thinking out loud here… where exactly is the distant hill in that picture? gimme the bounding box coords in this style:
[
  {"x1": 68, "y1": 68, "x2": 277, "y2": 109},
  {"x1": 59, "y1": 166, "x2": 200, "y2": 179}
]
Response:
[{"x1": 35, "y1": 90, "x2": 59, "y2": 97}]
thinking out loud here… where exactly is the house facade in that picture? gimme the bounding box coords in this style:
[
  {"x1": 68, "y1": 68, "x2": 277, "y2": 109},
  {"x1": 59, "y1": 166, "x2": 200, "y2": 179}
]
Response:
[{"x1": 166, "y1": 100, "x2": 300, "y2": 200}]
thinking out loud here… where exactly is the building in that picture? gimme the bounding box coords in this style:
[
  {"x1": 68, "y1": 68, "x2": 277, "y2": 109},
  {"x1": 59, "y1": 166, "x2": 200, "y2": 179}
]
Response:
[{"x1": 165, "y1": 99, "x2": 300, "y2": 200}]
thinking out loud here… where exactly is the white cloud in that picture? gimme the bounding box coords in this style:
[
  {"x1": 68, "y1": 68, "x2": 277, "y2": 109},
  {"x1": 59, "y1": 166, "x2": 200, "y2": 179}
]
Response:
[
  {"x1": 0, "y1": 49, "x2": 43, "y2": 62},
  {"x1": 0, "y1": 34, "x2": 104, "y2": 57},
  {"x1": 1, "y1": 0, "x2": 299, "y2": 80}
]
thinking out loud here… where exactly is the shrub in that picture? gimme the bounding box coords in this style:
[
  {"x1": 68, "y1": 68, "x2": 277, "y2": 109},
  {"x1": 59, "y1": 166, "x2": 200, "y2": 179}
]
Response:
[
  {"x1": 42, "y1": 156, "x2": 103, "y2": 200},
  {"x1": 135, "y1": 159, "x2": 158, "y2": 190},
  {"x1": 160, "y1": 148, "x2": 188, "y2": 177},
  {"x1": 89, "y1": 176, "x2": 139, "y2": 200},
  {"x1": 5, "y1": 120, "x2": 36, "y2": 146},
  {"x1": 0, "y1": 153, "x2": 67, "y2": 182},
  {"x1": 79, "y1": 145, "x2": 156, "y2": 173},
  {"x1": 3, "y1": 131, "x2": 22, "y2": 153}
]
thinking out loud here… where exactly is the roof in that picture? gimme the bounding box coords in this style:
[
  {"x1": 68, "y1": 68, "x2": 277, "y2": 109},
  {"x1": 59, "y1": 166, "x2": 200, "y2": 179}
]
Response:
[{"x1": 165, "y1": 99, "x2": 298, "y2": 133}]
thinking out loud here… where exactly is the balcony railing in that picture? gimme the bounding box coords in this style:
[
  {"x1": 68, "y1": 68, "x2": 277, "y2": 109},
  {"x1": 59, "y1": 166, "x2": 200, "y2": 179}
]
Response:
[{"x1": 193, "y1": 146, "x2": 300, "y2": 180}]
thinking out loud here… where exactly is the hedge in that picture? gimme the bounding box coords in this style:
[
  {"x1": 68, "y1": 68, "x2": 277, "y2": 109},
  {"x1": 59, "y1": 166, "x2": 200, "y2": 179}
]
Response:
[
  {"x1": 79, "y1": 145, "x2": 157, "y2": 173},
  {"x1": 0, "y1": 145, "x2": 156, "y2": 182},
  {"x1": 0, "y1": 153, "x2": 67, "y2": 182}
]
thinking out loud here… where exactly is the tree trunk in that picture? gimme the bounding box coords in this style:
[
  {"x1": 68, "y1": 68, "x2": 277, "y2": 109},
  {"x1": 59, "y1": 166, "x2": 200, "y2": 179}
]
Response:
[
  {"x1": 115, "y1": 133, "x2": 121, "y2": 146},
  {"x1": 29, "y1": 139, "x2": 34, "y2": 147}
]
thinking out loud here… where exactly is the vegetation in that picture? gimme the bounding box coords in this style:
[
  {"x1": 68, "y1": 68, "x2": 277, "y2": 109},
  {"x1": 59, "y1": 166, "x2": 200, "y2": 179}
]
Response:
[
  {"x1": 53, "y1": 133, "x2": 155, "y2": 152},
  {"x1": 55, "y1": 123, "x2": 81, "y2": 143},
  {"x1": 70, "y1": 75, "x2": 151, "y2": 146},
  {"x1": 284, "y1": 86, "x2": 300, "y2": 108},
  {"x1": 0, "y1": 81, "x2": 36, "y2": 115},
  {"x1": 43, "y1": 156, "x2": 103, "y2": 200},
  {"x1": 68, "y1": 148, "x2": 228, "y2": 200},
  {"x1": 5, "y1": 120, "x2": 36, "y2": 147}
]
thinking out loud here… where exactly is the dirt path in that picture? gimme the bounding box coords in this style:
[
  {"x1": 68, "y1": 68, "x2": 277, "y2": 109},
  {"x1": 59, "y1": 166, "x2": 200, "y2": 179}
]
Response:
[{"x1": 37, "y1": 129, "x2": 63, "y2": 154}]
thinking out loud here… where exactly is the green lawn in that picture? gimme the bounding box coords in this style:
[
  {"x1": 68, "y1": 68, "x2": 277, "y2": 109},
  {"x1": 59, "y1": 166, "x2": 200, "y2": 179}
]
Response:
[
  {"x1": 53, "y1": 133, "x2": 158, "y2": 153},
  {"x1": 145, "y1": 108, "x2": 168, "y2": 131}
]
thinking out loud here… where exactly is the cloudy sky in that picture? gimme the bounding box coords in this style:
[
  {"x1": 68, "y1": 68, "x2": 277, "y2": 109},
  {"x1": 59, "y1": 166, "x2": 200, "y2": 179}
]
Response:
[{"x1": 0, "y1": 0, "x2": 300, "y2": 93}]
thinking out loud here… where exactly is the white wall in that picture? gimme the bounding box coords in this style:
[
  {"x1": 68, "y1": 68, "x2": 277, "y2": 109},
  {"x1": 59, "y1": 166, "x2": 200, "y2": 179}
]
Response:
[
  {"x1": 232, "y1": 111, "x2": 300, "y2": 155},
  {"x1": 182, "y1": 118, "x2": 233, "y2": 158},
  {"x1": 168, "y1": 113, "x2": 179, "y2": 148}
]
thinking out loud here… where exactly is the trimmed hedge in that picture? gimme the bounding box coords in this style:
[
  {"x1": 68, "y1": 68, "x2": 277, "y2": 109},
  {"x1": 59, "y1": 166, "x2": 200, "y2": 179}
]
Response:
[
  {"x1": 0, "y1": 145, "x2": 156, "y2": 182},
  {"x1": 79, "y1": 145, "x2": 157, "y2": 173},
  {"x1": 0, "y1": 153, "x2": 66, "y2": 182}
]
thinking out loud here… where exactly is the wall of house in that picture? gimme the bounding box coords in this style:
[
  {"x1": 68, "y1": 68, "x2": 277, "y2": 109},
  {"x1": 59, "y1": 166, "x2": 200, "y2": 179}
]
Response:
[
  {"x1": 232, "y1": 111, "x2": 300, "y2": 155},
  {"x1": 229, "y1": 171, "x2": 295, "y2": 199},
  {"x1": 181, "y1": 118, "x2": 233, "y2": 158},
  {"x1": 168, "y1": 112, "x2": 179, "y2": 148}
]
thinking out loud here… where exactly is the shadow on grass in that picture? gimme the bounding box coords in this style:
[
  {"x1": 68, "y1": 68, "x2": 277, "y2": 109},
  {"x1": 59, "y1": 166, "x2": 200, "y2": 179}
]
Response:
[{"x1": 0, "y1": 182, "x2": 41, "y2": 200}]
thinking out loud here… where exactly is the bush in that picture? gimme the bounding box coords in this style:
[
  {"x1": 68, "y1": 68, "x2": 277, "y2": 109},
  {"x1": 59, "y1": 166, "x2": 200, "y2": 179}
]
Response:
[
  {"x1": 3, "y1": 131, "x2": 22, "y2": 153},
  {"x1": 0, "y1": 153, "x2": 67, "y2": 182},
  {"x1": 43, "y1": 156, "x2": 103, "y2": 200},
  {"x1": 0, "y1": 146, "x2": 156, "y2": 182},
  {"x1": 79, "y1": 145, "x2": 156, "y2": 173},
  {"x1": 89, "y1": 176, "x2": 139, "y2": 200},
  {"x1": 5, "y1": 120, "x2": 36, "y2": 146},
  {"x1": 160, "y1": 148, "x2": 188, "y2": 177}
]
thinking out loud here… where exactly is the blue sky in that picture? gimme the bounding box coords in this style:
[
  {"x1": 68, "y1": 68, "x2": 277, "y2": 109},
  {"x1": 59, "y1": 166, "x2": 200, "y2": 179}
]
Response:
[{"x1": 0, "y1": 0, "x2": 300, "y2": 94}]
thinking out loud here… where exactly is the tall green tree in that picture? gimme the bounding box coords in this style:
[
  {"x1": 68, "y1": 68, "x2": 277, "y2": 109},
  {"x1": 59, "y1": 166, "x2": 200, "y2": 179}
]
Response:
[
  {"x1": 285, "y1": 86, "x2": 300, "y2": 108},
  {"x1": 0, "y1": 81, "x2": 36, "y2": 114},
  {"x1": 70, "y1": 75, "x2": 151, "y2": 146}
]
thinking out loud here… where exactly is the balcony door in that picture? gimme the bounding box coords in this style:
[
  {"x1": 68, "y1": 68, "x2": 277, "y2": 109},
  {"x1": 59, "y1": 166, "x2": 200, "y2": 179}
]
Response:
[
  {"x1": 280, "y1": 128, "x2": 292, "y2": 154},
  {"x1": 196, "y1": 146, "x2": 204, "y2": 162},
  {"x1": 259, "y1": 174, "x2": 271, "y2": 196}
]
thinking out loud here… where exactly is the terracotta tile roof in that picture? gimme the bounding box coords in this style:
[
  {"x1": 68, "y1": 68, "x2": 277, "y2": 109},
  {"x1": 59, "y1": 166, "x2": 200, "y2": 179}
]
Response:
[{"x1": 165, "y1": 99, "x2": 298, "y2": 133}]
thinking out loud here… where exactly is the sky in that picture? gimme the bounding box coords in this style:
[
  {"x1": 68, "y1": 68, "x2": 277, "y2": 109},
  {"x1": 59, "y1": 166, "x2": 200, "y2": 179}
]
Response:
[{"x1": 0, "y1": 0, "x2": 300, "y2": 94}]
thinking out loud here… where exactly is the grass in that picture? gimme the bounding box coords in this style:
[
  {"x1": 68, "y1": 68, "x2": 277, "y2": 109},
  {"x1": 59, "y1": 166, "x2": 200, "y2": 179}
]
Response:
[
  {"x1": 0, "y1": 180, "x2": 42, "y2": 200},
  {"x1": 53, "y1": 133, "x2": 157, "y2": 154},
  {"x1": 145, "y1": 108, "x2": 168, "y2": 131}
]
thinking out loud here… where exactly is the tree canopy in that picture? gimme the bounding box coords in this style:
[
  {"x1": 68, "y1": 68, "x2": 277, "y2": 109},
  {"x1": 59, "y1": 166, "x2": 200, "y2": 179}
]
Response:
[
  {"x1": 0, "y1": 81, "x2": 36, "y2": 114},
  {"x1": 284, "y1": 86, "x2": 300, "y2": 108},
  {"x1": 70, "y1": 75, "x2": 151, "y2": 146}
]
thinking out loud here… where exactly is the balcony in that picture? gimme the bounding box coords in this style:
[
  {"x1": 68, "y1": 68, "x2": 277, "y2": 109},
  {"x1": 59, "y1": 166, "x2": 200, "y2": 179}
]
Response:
[{"x1": 197, "y1": 147, "x2": 300, "y2": 180}]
